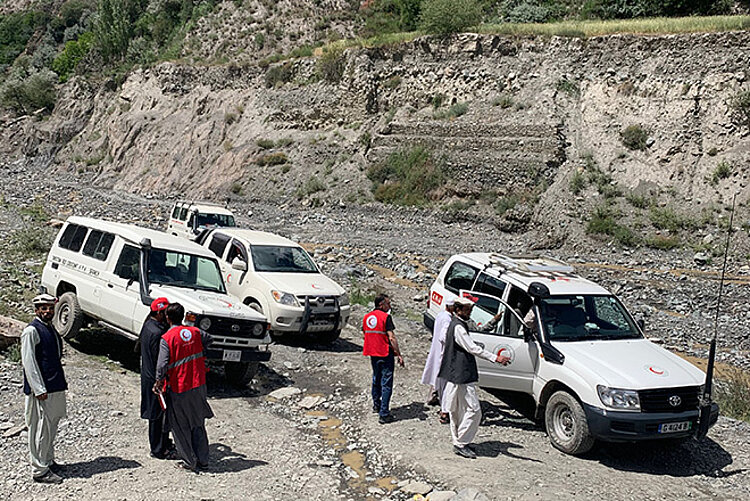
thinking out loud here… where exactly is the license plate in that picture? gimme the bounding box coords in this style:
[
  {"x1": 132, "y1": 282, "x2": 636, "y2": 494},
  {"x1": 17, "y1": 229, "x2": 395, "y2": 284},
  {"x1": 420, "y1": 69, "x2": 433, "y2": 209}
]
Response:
[
  {"x1": 222, "y1": 350, "x2": 241, "y2": 362},
  {"x1": 658, "y1": 421, "x2": 691, "y2": 434}
]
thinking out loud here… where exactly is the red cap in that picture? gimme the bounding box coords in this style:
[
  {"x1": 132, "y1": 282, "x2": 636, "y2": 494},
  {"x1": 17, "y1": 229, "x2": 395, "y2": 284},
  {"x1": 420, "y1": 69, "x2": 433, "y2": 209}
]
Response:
[{"x1": 150, "y1": 297, "x2": 169, "y2": 312}]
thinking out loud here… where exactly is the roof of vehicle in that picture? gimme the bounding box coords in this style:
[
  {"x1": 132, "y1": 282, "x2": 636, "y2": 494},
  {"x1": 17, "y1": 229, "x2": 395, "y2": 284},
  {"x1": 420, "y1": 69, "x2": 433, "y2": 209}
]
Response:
[
  {"x1": 456, "y1": 253, "x2": 610, "y2": 296},
  {"x1": 209, "y1": 228, "x2": 302, "y2": 247},
  {"x1": 65, "y1": 216, "x2": 217, "y2": 258},
  {"x1": 175, "y1": 202, "x2": 234, "y2": 216}
]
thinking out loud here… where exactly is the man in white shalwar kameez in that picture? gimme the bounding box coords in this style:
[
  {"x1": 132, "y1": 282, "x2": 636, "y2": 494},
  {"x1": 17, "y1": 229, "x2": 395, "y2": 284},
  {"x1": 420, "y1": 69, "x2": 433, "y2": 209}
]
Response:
[
  {"x1": 421, "y1": 298, "x2": 455, "y2": 423},
  {"x1": 438, "y1": 297, "x2": 510, "y2": 459}
]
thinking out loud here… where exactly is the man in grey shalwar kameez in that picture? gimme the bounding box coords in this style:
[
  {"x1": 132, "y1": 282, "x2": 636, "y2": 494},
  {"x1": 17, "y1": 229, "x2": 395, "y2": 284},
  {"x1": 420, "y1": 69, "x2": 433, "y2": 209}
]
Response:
[{"x1": 154, "y1": 303, "x2": 214, "y2": 472}]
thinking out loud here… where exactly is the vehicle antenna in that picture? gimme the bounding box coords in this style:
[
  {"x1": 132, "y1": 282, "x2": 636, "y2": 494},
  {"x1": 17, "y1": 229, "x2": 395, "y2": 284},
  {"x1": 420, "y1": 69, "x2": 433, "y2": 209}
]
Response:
[{"x1": 697, "y1": 192, "x2": 737, "y2": 438}]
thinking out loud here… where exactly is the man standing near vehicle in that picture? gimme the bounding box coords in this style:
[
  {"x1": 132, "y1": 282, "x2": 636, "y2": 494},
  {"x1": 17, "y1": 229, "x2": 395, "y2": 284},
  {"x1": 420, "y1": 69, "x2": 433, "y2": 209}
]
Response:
[
  {"x1": 363, "y1": 294, "x2": 404, "y2": 424},
  {"x1": 154, "y1": 303, "x2": 214, "y2": 472},
  {"x1": 439, "y1": 297, "x2": 510, "y2": 459},
  {"x1": 421, "y1": 298, "x2": 455, "y2": 424},
  {"x1": 139, "y1": 297, "x2": 174, "y2": 459},
  {"x1": 21, "y1": 294, "x2": 67, "y2": 484}
]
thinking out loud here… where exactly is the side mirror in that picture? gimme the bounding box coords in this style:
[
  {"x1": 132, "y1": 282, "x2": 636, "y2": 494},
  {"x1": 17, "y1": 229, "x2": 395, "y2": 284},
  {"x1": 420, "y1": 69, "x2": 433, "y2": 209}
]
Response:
[
  {"x1": 637, "y1": 318, "x2": 645, "y2": 332},
  {"x1": 231, "y1": 257, "x2": 247, "y2": 271}
]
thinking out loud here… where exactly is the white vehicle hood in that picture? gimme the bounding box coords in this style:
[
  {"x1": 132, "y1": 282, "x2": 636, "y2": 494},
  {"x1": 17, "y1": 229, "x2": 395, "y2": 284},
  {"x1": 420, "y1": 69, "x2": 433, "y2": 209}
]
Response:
[
  {"x1": 257, "y1": 272, "x2": 343, "y2": 296},
  {"x1": 151, "y1": 285, "x2": 266, "y2": 322},
  {"x1": 555, "y1": 338, "x2": 706, "y2": 389}
]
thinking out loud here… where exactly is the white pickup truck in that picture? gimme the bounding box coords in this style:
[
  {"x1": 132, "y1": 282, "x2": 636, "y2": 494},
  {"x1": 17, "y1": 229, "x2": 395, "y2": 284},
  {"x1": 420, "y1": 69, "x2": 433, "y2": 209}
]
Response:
[
  {"x1": 167, "y1": 201, "x2": 236, "y2": 240},
  {"x1": 426, "y1": 253, "x2": 719, "y2": 454},
  {"x1": 41, "y1": 216, "x2": 272, "y2": 385},
  {"x1": 197, "y1": 228, "x2": 350, "y2": 343}
]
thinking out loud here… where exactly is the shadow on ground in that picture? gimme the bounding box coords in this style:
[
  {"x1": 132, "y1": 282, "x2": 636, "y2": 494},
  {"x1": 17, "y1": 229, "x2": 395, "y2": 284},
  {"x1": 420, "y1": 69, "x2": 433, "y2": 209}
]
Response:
[
  {"x1": 206, "y1": 443, "x2": 268, "y2": 473},
  {"x1": 473, "y1": 440, "x2": 543, "y2": 463},
  {"x1": 272, "y1": 335, "x2": 362, "y2": 353},
  {"x1": 391, "y1": 401, "x2": 429, "y2": 422},
  {"x1": 61, "y1": 456, "x2": 141, "y2": 478},
  {"x1": 67, "y1": 327, "x2": 140, "y2": 372},
  {"x1": 206, "y1": 363, "x2": 291, "y2": 400}
]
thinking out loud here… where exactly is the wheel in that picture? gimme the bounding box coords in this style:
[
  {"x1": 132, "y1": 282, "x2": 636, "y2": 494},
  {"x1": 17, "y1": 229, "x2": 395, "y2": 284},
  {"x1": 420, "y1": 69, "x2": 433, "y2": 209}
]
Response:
[
  {"x1": 544, "y1": 391, "x2": 595, "y2": 455},
  {"x1": 245, "y1": 299, "x2": 263, "y2": 315},
  {"x1": 224, "y1": 361, "x2": 259, "y2": 386},
  {"x1": 53, "y1": 292, "x2": 83, "y2": 340},
  {"x1": 317, "y1": 329, "x2": 341, "y2": 344}
]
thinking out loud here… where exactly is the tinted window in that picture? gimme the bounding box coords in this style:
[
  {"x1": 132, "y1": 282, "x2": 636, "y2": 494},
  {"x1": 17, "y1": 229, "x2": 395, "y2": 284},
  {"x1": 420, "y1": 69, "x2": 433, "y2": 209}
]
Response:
[
  {"x1": 505, "y1": 286, "x2": 532, "y2": 339},
  {"x1": 250, "y1": 245, "x2": 317, "y2": 273},
  {"x1": 475, "y1": 273, "x2": 506, "y2": 299},
  {"x1": 196, "y1": 213, "x2": 235, "y2": 228},
  {"x1": 444, "y1": 261, "x2": 478, "y2": 293},
  {"x1": 82, "y1": 230, "x2": 115, "y2": 261},
  {"x1": 208, "y1": 233, "x2": 231, "y2": 258},
  {"x1": 171, "y1": 206, "x2": 180, "y2": 218},
  {"x1": 115, "y1": 245, "x2": 140, "y2": 280},
  {"x1": 58, "y1": 223, "x2": 88, "y2": 252},
  {"x1": 179, "y1": 207, "x2": 188, "y2": 220}
]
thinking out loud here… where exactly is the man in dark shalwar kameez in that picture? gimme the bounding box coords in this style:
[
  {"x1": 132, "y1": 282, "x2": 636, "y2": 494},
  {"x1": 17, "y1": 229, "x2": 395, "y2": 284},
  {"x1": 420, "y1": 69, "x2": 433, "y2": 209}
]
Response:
[
  {"x1": 154, "y1": 302, "x2": 214, "y2": 472},
  {"x1": 139, "y1": 297, "x2": 174, "y2": 459}
]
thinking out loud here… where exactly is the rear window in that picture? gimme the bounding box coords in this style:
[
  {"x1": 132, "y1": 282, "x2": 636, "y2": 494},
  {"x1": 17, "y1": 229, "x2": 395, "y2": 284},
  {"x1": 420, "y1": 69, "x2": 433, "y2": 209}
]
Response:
[
  {"x1": 58, "y1": 223, "x2": 88, "y2": 252},
  {"x1": 444, "y1": 261, "x2": 478, "y2": 294},
  {"x1": 82, "y1": 230, "x2": 115, "y2": 261},
  {"x1": 171, "y1": 206, "x2": 181, "y2": 218},
  {"x1": 475, "y1": 273, "x2": 506, "y2": 299}
]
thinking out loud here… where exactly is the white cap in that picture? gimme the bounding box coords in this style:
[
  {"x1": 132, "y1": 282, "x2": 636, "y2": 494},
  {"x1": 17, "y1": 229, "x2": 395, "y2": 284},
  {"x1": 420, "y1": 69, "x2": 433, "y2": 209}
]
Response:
[
  {"x1": 454, "y1": 296, "x2": 474, "y2": 307},
  {"x1": 32, "y1": 293, "x2": 57, "y2": 306},
  {"x1": 445, "y1": 297, "x2": 456, "y2": 307}
]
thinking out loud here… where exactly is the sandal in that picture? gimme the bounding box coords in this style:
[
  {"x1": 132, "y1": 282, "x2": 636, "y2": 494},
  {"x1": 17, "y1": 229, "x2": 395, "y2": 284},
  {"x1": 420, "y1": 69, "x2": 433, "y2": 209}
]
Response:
[{"x1": 439, "y1": 413, "x2": 450, "y2": 425}]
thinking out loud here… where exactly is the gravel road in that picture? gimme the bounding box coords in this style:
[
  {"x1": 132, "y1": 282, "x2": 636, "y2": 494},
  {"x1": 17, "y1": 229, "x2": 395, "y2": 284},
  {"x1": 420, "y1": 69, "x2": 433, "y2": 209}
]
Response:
[{"x1": 1, "y1": 158, "x2": 750, "y2": 500}]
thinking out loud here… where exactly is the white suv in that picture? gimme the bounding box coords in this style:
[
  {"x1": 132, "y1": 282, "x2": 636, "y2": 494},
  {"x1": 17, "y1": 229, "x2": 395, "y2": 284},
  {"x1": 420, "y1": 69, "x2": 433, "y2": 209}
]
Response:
[
  {"x1": 426, "y1": 253, "x2": 719, "y2": 454},
  {"x1": 41, "y1": 216, "x2": 272, "y2": 385},
  {"x1": 197, "y1": 228, "x2": 350, "y2": 343},
  {"x1": 167, "y1": 201, "x2": 236, "y2": 240}
]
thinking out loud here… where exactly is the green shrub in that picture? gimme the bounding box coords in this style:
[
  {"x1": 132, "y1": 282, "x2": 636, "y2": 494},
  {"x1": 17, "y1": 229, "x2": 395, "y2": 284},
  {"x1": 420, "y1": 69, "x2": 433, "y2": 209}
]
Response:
[
  {"x1": 420, "y1": 0, "x2": 482, "y2": 36},
  {"x1": 649, "y1": 206, "x2": 693, "y2": 232},
  {"x1": 432, "y1": 93, "x2": 445, "y2": 109},
  {"x1": 256, "y1": 152, "x2": 288, "y2": 166},
  {"x1": 625, "y1": 191, "x2": 652, "y2": 209},
  {"x1": 0, "y1": 11, "x2": 49, "y2": 66},
  {"x1": 257, "y1": 138, "x2": 275, "y2": 149},
  {"x1": 621, "y1": 124, "x2": 650, "y2": 150},
  {"x1": 502, "y1": 1, "x2": 557, "y2": 23},
  {"x1": 317, "y1": 46, "x2": 346, "y2": 83},
  {"x1": 494, "y1": 194, "x2": 520, "y2": 216},
  {"x1": 645, "y1": 234, "x2": 680, "y2": 250},
  {"x1": 587, "y1": 204, "x2": 639, "y2": 247},
  {"x1": 492, "y1": 94, "x2": 514, "y2": 108},
  {"x1": 10, "y1": 227, "x2": 52, "y2": 257},
  {"x1": 52, "y1": 31, "x2": 94, "y2": 82},
  {"x1": 349, "y1": 279, "x2": 375, "y2": 307},
  {"x1": 0, "y1": 68, "x2": 57, "y2": 114},
  {"x1": 433, "y1": 102, "x2": 468, "y2": 120},
  {"x1": 729, "y1": 90, "x2": 750, "y2": 129},
  {"x1": 296, "y1": 176, "x2": 326, "y2": 199},
  {"x1": 276, "y1": 137, "x2": 294, "y2": 147},
  {"x1": 3, "y1": 342, "x2": 21, "y2": 363},
  {"x1": 556, "y1": 78, "x2": 579, "y2": 97},
  {"x1": 569, "y1": 170, "x2": 586, "y2": 195},
  {"x1": 361, "y1": 0, "x2": 422, "y2": 36},
  {"x1": 715, "y1": 374, "x2": 750, "y2": 423},
  {"x1": 708, "y1": 161, "x2": 732, "y2": 186},
  {"x1": 383, "y1": 75, "x2": 402, "y2": 89},
  {"x1": 367, "y1": 146, "x2": 445, "y2": 206},
  {"x1": 265, "y1": 61, "x2": 294, "y2": 87}
]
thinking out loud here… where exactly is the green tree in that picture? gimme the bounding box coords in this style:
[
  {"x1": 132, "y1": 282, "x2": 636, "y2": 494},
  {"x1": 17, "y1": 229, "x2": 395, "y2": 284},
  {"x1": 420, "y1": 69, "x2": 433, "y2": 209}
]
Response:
[
  {"x1": 420, "y1": 0, "x2": 483, "y2": 36},
  {"x1": 52, "y1": 31, "x2": 94, "y2": 81}
]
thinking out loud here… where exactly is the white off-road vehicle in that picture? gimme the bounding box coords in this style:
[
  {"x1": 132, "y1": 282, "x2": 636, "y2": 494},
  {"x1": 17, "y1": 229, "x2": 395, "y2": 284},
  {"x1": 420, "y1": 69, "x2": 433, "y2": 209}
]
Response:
[
  {"x1": 41, "y1": 216, "x2": 272, "y2": 385},
  {"x1": 167, "y1": 201, "x2": 236, "y2": 240},
  {"x1": 197, "y1": 228, "x2": 350, "y2": 343},
  {"x1": 425, "y1": 253, "x2": 719, "y2": 455}
]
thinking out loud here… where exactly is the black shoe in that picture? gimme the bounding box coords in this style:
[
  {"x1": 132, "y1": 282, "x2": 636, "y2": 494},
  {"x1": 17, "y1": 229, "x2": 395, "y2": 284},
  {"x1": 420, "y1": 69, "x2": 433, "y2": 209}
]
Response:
[
  {"x1": 49, "y1": 461, "x2": 63, "y2": 474},
  {"x1": 197, "y1": 462, "x2": 209, "y2": 470},
  {"x1": 33, "y1": 470, "x2": 63, "y2": 484},
  {"x1": 175, "y1": 461, "x2": 198, "y2": 473},
  {"x1": 453, "y1": 445, "x2": 477, "y2": 459},
  {"x1": 372, "y1": 404, "x2": 380, "y2": 414},
  {"x1": 426, "y1": 393, "x2": 440, "y2": 406},
  {"x1": 378, "y1": 414, "x2": 395, "y2": 424}
]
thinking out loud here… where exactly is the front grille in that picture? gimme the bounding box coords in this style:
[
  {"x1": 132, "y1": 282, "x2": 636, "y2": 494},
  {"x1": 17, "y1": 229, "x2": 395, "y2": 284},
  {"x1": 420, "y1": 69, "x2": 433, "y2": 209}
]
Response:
[
  {"x1": 296, "y1": 295, "x2": 339, "y2": 310},
  {"x1": 638, "y1": 386, "x2": 700, "y2": 413},
  {"x1": 201, "y1": 316, "x2": 266, "y2": 339}
]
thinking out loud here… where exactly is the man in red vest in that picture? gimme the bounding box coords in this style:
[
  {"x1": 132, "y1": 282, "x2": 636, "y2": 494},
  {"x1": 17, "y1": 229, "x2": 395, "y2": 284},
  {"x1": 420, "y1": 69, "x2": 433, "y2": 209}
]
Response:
[
  {"x1": 154, "y1": 303, "x2": 214, "y2": 472},
  {"x1": 362, "y1": 294, "x2": 404, "y2": 424}
]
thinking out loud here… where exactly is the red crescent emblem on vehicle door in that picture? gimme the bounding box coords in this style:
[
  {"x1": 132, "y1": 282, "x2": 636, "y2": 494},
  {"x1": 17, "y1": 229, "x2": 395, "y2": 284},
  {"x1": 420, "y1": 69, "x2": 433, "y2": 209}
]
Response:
[{"x1": 431, "y1": 291, "x2": 442, "y2": 305}]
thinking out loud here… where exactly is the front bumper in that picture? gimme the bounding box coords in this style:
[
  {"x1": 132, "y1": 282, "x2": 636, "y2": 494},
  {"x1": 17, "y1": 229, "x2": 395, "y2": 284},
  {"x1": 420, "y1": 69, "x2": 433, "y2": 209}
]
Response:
[
  {"x1": 270, "y1": 299, "x2": 350, "y2": 335},
  {"x1": 583, "y1": 402, "x2": 719, "y2": 441}
]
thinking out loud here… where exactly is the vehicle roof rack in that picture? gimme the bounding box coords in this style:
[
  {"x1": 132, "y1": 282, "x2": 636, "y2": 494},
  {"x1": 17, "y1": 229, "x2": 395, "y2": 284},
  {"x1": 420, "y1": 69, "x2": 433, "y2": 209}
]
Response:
[{"x1": 487, "y1": 253, "x2": 576, "y2": 274}]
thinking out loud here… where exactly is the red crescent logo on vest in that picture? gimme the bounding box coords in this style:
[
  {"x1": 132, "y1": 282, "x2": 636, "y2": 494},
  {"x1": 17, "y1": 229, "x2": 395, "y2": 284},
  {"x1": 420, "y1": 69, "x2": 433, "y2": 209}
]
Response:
[
  {"x1": 180, "y1": 328, "x2": 193, "y2": 342},
  {"x1": 366, "y1": 315, "x2": 378, "y2": 329}
]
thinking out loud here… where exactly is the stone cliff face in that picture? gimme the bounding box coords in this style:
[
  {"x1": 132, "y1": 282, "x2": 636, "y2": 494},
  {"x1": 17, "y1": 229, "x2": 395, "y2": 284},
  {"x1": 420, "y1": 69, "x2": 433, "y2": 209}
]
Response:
[{"x1": 6, "y1": 31, "x2": 750, "y2": 232}]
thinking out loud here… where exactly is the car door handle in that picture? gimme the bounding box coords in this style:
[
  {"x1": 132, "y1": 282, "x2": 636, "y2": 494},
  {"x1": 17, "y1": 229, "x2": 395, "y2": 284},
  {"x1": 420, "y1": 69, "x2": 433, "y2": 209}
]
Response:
[
  {"x1": 107, "y1": 284, "x2": 114, "y2": 288},
  {"x1": 475, "y1": 342, "x2": 485, "y2": 349}
]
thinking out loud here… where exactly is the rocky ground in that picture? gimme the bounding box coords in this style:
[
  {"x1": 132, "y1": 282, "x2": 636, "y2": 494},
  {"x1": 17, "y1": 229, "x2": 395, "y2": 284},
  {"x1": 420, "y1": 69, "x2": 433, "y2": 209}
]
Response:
[{"x1": 1, "y1": 159, "x2": 750, "y2": 500}]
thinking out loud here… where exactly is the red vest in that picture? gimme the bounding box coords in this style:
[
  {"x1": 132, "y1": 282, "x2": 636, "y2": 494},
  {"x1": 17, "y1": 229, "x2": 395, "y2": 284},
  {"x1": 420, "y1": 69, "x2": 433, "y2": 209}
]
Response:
[
  {"x1": 362, "y1": 309, "x2": 390, "y2": 357},
  {"x1": 163, "y1": 325, "x2": 207, "y2": 393}
]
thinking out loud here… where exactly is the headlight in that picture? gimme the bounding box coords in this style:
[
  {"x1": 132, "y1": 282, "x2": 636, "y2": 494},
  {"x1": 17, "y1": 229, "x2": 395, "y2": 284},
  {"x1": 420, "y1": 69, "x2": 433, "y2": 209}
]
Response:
[
  {"x1": 271, "y1": 290, "x2": 299, "y2": 307},
  {"x1": 597, "y1": 385, "x2": 641, "y2": 410},
  {"x1": 199, "y1": 317, "x2": 212, "y2": 330},
  {"x1": 185, "y1": 311, "x2": 198, "y2": 324},
  {"x1": 252, "y1": 323, "x2": 264, "y2": 336},
  {"x1": 339, "y1": 293, "x2": 349, "y2": 306}
]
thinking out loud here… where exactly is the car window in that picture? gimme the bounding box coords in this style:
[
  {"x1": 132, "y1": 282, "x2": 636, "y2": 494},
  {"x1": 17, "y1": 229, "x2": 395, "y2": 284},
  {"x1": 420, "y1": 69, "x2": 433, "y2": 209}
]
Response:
[
  {"x1": 539, "y1": 295, "x2": 641, "y2": 342},
  {"x1": 58, "y1": 223, "x2": 88, "y2": 252},
  {"x1": 115, "y1": 244, "x2": 140, "y2": 280},
  {"x1": 82, "y1": 230, "x2": 115, "y2": 261},
  {"x1": 250, "y1": 245, "x2": 317, "y2": 273},
  {"x1": 226, "y1": 240, "x2": 247, "y2": 265},
  {"x1": 461, "y1": 290, "x2": 504, "y2": 335},
  {"x1": 179, "y1": 207, "x2": 188, "y2": 220},
  {"x1": 196, "y1": 213, "x2": 235, "y2": 228},
  {"x1": 171, "y1": 206, "x2": 180, "y2": 218},
  {"x1": 208, "y1": 233, "x2": 231, "y2": 258},
  {"x1": 475, "y1": 273, "x2": 506, "y2": 299},
  {"x1": 444, "y1": 261, "x2": 479, "y2": 294},
  {"x1": 504, "y1": 286, "x2": 532, "y2": 339}
]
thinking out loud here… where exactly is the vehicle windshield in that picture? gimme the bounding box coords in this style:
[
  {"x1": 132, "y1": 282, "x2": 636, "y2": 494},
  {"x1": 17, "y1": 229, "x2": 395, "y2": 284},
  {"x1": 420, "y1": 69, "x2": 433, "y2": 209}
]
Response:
[
  {"x1": 540, "y1": 295, "x2": 641, "y2": 342},
  {"x1": 250, "y1": 245, "x2": 318, "y2": 273},
  {"x1": 196, "y1": 213, "x2": 235, "y2": 228},
  {"x1": 148, "y1": 248, "x2": 226, "y2": 293}
]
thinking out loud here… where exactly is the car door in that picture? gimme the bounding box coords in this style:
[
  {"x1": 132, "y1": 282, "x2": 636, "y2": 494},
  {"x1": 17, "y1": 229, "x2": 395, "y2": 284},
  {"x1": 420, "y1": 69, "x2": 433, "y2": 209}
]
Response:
[
  {"x1": 98, "y1": 241, "x2": 141, "y2": 334},
  {"x1": 461, "y1": 289, "x2": 539, "y2": 393}
]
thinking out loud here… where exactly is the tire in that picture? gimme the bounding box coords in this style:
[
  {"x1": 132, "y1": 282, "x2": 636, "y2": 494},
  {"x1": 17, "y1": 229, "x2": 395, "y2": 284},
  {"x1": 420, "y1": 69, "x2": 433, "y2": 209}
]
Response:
[
  {"x1": 245, "y1": 300, "x2": 263, "y2": 315},
  {"x1": 318, "y1": 329, "x2": 341, "y2": 344},
  {"x1": 53, "y1": 292, "x2": 84, "y2": 340},
  {"x1": 544, "y1": 391, "x2": 595, "y2": 455},
  {"x1": 224, "y1": 361, "x2": 259, "y2": 386}
]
